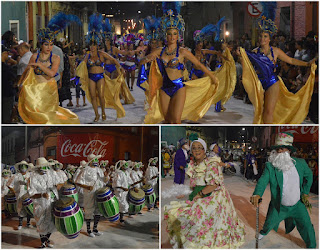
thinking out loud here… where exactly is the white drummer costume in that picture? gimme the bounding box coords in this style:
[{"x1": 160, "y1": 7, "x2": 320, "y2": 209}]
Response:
[
  {"x1": 28, "y1": 157, "x2": 58, "y2": 248},
  {"x1": 112, "y1": 160, "x2": 132, "y2": 222},
  {"x1": 130, "y1": 162, "x2": 144, "y2": 189},
  {"x1": 145, "y1": 157, "x2": 159, "y2": 200},
  {"x1": 7, "y1": 160, "x2": 32, "y2": 229},
  {"x1": 73, "y1": 160, "x2": 87, "y2": 208},
  {"x1": 74, "y1": 154, "x2": 104, "y2": 237}
]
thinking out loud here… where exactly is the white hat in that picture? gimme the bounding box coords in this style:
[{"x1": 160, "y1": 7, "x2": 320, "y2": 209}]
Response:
[
  {"x1": 80, "y1": 160, "x2": 87, "y2": 167},
  {"x1": 15, "y1": 160, "x2": 31, "y2": 169},
  {"x1": 87, "y1": 154, "x2": 102, "y2": 164},
  {"x1": 35, "y1": 157, "x2": 49, "y2": 168},
  {"x1": 191, "y1": 138, "x2": 207, "y2": 152},
  {"x1": 100, "y1": 160, "x2": 109, "y2": 167},
  {"x1": 209, "y1": 143, "x2": 217, "y2": 151}
]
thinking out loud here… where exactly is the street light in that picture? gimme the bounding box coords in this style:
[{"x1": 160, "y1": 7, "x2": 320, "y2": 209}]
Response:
[{"x1": 225, "y1": 31, "x2": 230, "y2": 36}]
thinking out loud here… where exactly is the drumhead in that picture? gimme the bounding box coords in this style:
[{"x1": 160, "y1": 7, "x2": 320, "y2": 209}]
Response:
[
  {"x1": 96, "y1": 186, "x2": 110, "y2": 195},
  {"x1": 129, "y1": 188, "x2": 145, "y2": 199},
  {"x1": 55, "y1": 197, "x2": 75, "y2": 208},
  {"x1": 63, "y1": 183, "x2": 76, "y2": 189},
  {"x1": 142, "y1": 184, "x2": 152, "y2": 190},
  {"x1": 21, "y1": 193, "x2": 30, "y2": 200}
]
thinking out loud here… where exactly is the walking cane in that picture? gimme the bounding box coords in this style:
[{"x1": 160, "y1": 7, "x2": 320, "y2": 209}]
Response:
[{"x1": 256, "y1": 198, "x2": 262, "y2": 249}]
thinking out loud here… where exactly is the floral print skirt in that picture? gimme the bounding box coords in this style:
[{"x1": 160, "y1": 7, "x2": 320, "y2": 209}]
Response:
[{"x1": 164, "y1": 185, "x2": 245, "y2": 248}]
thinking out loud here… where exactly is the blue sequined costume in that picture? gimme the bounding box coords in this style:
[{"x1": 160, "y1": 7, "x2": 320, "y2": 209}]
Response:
[
  {"x1": 246, "y1": 47, "x2": 279, "y2": 91},
  {"x1": 86, "y1": 52, "x2": 105, "y2": 83},
  {"x1": 34, "y1": 52, "x2": 59, "y2": 77},
  {"x1": 159, "y1": 46, "x2": 185, "y2": 97}
]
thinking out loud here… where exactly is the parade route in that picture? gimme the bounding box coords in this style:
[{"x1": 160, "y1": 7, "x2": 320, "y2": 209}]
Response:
[
  {"x1": 2, "y1": 205, "x2": 159, "y2": 249},
  {"x1": 161, "y1": 174, "x2": 319, "y2": 249}
]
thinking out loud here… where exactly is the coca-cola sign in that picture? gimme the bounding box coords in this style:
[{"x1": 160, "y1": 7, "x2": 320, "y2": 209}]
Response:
[
  {"x1": 277, "y1": 126, "x2": 318, "y2": 142},
  {"x1": 57, "y1": 134, "x2": 114, "y2": 163}
]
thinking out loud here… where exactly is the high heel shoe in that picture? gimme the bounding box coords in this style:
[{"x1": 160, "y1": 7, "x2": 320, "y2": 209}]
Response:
[
  {"x1": 94, "y1": 115, "x2": 100, "y2": 122},
  {"x1": 102, "y1": 113, "x2": 106, "y2": 121}
]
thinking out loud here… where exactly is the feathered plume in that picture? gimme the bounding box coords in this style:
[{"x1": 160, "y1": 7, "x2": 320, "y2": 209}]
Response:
[
  {"x1": 47, "y1": 12, "x2": 82, "y2": 33},
  {"x1": 101, "y1": 18, "x2": 113, "y2": 40},
  {"x1": 257, "y1": 2, "x2": 278, "y2": 35},
  {"x1": 144, "y1": 15, "x2": 161, "y2": 40},
  {"x1": 86, "y1": 13, "x2": 104, "y2": 44},
  {"x1": 199, "y1": 17, "x2": 225, "y2": 42},
  {"x1": 162, "y1": 1, "x2": 182, "y2": 15},
  {"x1": 260, "y1": 2, "x2": 277, "y2": 21}
]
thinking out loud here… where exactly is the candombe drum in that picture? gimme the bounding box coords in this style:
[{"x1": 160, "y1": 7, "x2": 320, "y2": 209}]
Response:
[
  {"x1": 22, "y1": 193, "x2": 34, "y2": 217},
  {"x1": 128, "y1": 188, "x2": 145, "y2": 214},
  {"x1": 61, "y1": 183, "x2": 79, "y2": 203},
  {"x1": 96, "y1": 187, "x2": 120, "y2": 222},
  {"x1": 53, "y1": 197, "x2": 84, "y2": 239},
  {"x1": 5, "y1": 191, "x2": 17, "y2": 215},
  {"x1": 142, "y1": 184, "x2": 156, "y2": 209}
]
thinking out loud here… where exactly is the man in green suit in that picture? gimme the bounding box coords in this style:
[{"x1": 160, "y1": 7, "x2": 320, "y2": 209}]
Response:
[{"x1": 250, "y1": 132, "x2": 316, "y2": 248}]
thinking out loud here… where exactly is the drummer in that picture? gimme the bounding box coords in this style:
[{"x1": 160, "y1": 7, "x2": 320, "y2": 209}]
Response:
[
  {"x1": 7, "y1": 160, "x2": 33, "y2": 230},
  {"x1": 112, "y1": 160, "x2": 132, "y2": 222},
  {"x1": 28, "y1": 157, "x2": 58, "y2": 248},
  {"x1": 74, "y1": 154, "x2": 104, "y2": 238},
  {"x1": 130, "y1": 162, "x2": 144, "y2": 189},
  {"x1": 73, "y1": 160, "x2": 87, "y2": 208},
  {"x1": 2, "y1": 169, "x2": 12, "y2": 218},
  {"x1": 145, "y1": 157, "x2": 159, "y2": 210},
  {"x1": 53, "y1": 160, "x2": 68, "y2": 188}
]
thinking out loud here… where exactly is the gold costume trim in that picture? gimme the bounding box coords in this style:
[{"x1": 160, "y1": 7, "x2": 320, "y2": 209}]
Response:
[
  {"x1": 18, "y1": 69, "x2": 80, "y2": 124},
  {"x1": 240, "y1": 47, "x2": 316, "y2": 124}
]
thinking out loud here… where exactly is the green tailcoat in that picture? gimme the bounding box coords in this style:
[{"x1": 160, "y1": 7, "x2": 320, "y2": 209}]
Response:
[{"x1": 253, "y1": 157, "x2": 313, "y2": 233}]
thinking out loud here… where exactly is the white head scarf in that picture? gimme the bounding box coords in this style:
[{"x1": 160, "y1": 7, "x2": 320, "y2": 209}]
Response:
[{"x1": 190, "y1": 138, "x2": 207, "y2": 152}]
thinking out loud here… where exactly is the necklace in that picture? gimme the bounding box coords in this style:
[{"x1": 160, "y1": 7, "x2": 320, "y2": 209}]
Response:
[
  {"x1": 165, "y1": 47, "x2": 177, "y2": 56},
  {"x1": 39, "y1": 54, "x2": 50, "y2": 63}
]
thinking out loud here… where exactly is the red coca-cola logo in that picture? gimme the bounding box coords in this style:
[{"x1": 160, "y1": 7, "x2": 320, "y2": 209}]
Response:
[
  {"x1": 61, "y1": 139, "x2": 109, "y2": 157},
  {"x1": 278, "y1": 126, "x2": 318, "y2": 142},
  {"x1": 57, "y1": 134, "x2": 114, "y2": 164}
]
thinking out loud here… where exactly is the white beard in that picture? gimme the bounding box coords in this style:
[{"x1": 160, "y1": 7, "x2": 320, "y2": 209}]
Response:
[{"x1": 270, "y1": 151, "x2": 295, "y2": 171}]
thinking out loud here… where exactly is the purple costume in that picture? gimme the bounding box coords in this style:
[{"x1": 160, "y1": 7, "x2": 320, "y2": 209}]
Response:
[{"x1": 174, "y1": 148, "x2": 187, "y2": 184}]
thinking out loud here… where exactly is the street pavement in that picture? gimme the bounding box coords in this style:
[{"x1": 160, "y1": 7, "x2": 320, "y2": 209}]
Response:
[
  {"x1": 62, "y1": 86, "x2": 258, "y2": 124},
  {"x1": 62, "y1": 84, "x2": 314, "y2": 124},
  {"x1": 2, "y1": 205, "x2": 159, "y2": 249},
  {"x1": 161, "y1": 174, "x2": 319, "y2": 249}
]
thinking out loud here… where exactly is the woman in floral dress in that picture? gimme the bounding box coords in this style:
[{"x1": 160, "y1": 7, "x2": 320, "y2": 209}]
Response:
[{"x1": 164, "y1": 138, "x2": 245, "y2": 248}]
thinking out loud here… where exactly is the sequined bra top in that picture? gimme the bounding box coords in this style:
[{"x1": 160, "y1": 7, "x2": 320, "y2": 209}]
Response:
[
  {"x1": 87, "y1": 53, "x2": 104, "y2": 68},
  {"x1": 126, "y1": 54, "x2": 136, "y2": 62},
  {"x1": 160, "y1": 46, "x2": 185, "y2": 71},
  {"x1": 257, "y1": 47, "x2": 278, "y2": 69},
  {"x1": 34, "y1": 52, "x2": 58, "y2": 77}
]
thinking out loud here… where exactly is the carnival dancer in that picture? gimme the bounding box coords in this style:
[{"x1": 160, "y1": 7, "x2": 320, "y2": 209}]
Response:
[
  {"x1": 123, "y1": 35, "x2": 138, "y2": 90},
  {"x1": 75, "y1": 154, "x2": 104, "y2": 237},
  {"x1": 102, "y1": 19, "x2": 121, "y2": 79},
  {"x1": 173, "y1": 138, "x2": 189, "y2": 185},
  {"x1": 145, "y1": 157, "x2": 159, "y2": 210},
  {"x1": 76, "y1": 13, "x2": 126, "y2": 122},
  {"x1": 18, "y1": 13, "x2": 80, "y2": 124},
  {"x1": 112, "y1": 160, "x2": 132, "y2": 222},
  {"x1": 250, "y1": 132, "x2": 316, "y2": 248},
  {"x1": 136, "y1": 37, "x2": 147, "y2": 63},
  {"x1": 142, "y1": 2, "x2": 225, "y2": 124},
  {"x1": 7, "y1": 161, "x2": 32, "y2": 229},
  {"x1": 28, "y1": 157, "x2": 59, "y2": 248},
  {"x1": 239, "y1": 2, "x2": 317, "y2": 124},
  {"x1": 137, "y1": 16, "x2": 161, "y2": 110},
  {"x1": 164, "y1": 138, "x2": 245, "y2": 248}
]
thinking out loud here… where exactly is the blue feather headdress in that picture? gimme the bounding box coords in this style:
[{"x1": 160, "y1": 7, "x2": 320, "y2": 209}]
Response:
[
  {"x1": 38, "y1": 12, "x2": 82, "y2": 44},
  {"x1": 102, "y1": 18, "x2": 113, "y2": 41},
  {"x1": 161, "y1": 2, "x2": 185, "y2": 34},
  {"x1": 86, "y1": 13, "x2": 104, "y2": 45},
  {"x1": 257, "y1": 2, "x2": 278, "y2": 36},
  {"x1": 198, "y1": 17, "x2": 225, "y2": 42},
  {"x1": 144, "y1": 16, "x2": 161, "y2": 41}
]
